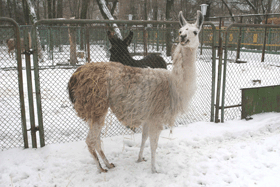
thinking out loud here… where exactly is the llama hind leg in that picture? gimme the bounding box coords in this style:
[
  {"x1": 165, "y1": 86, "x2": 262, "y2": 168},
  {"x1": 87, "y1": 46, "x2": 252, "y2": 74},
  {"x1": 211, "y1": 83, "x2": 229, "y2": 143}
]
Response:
[
  {"x1": 149, "y1": 124, "x2": 163, "y2": 173},
  {"x1": 86, "y1": 119, "x2": 108, "y2": 173},
  {"x1": 137, "y1": 123, "x2": 149, "y2": 162},
  {"x1": 95, "y1": 124, "x2": 115, "y2": 169}
]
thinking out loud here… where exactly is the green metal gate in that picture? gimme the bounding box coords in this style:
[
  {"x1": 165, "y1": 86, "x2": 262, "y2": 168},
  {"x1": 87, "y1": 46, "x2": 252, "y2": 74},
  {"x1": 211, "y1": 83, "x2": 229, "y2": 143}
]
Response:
[
  {"x1": 1, "y1": 18, "x2": 217, "y2": 149},
  {"x1": 215, "y1": 23, "x2": 280, "y2": 122},
  {"x1": 0, "y1": 18, "x2": 28, "y2": 150}
]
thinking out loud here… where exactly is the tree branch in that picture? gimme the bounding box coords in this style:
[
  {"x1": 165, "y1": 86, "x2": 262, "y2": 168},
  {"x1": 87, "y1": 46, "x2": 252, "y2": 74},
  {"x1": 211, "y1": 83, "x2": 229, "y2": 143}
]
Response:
[
  {"x1": 221, "y1": 0, "x2": 235, "y2": 22},
  {"x1": 244, "y1": 0, "x2": 263, "y2": 23}
]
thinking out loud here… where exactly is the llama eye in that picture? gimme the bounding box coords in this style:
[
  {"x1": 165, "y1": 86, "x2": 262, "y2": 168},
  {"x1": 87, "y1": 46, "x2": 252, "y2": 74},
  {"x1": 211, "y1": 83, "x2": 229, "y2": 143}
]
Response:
[
  {"x1": 179, "y1": 31, "x2": 182, "y2": 35},
  {"x1": 193, "y1": 31, "x2": 197, "y2": 35}
]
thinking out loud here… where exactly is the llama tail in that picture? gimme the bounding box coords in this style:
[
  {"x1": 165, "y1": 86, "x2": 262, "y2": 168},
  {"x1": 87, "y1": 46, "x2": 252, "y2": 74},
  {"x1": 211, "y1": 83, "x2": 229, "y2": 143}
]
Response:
[{"x1": 67, "y1": 71, "x2": 78, "y2": 104}]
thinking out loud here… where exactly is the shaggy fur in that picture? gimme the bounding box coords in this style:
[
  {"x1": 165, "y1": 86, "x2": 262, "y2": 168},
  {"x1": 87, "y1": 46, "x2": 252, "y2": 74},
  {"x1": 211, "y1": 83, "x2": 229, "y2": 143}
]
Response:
[
  {"x1": 108, "y1": 31, "x2": 167, "y2": 69},
  {"x1": 68, "y1": 10, "x2": 203, "y2": 173},
  {"x1": 6, "y1": 38, "x2": 25, "y2": 58}
]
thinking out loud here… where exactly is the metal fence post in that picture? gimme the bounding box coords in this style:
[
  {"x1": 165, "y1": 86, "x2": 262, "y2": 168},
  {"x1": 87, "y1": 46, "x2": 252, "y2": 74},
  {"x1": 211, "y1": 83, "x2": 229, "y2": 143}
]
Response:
[
  {"x1": 261, "y1": 14, "x2": 268, "y2": 62},
  {"x1": 236, "y1": 16, "x2": 242, "y2": 61},
  {"x1": 210, "y1": 23, "x2": 217, "y2": 122},
  {"x1": 24, "y1": 29, "x2": 37, "y2": 148},
  {"x1": 86, "y1": 27, "x2": 91, "y2": 63},
  {"x1": 32, "y1": 24, "x2": 45, "y2": 147},
  {"x1": 214, "y1": 36, "x2": 223, "y2": 123}
]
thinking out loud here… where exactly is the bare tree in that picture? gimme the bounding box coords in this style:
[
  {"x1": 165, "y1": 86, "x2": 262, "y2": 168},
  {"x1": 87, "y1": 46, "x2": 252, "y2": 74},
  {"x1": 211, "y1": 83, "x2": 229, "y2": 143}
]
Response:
[
  {"x1": 166, "y1": 0, "x2": 174, "y2": 56},
  {"x1": 47, "y1": 0, "x2": 52, "y2": 18},
  {"x1": 96, "y1": 0, "x2": 122, "y2": 39},
  {"x1": 221, "y1": 0, "x2": 235, "y2": 22},
  {"x1": 52, "y1": 0, "x2": 56, "y2": 18},
  {"x1": 80, "y1": 0, "x2": 90, "y2": 19},
  {"x1": 57, "y1": 0, "x2": 63, "y2": 18}
]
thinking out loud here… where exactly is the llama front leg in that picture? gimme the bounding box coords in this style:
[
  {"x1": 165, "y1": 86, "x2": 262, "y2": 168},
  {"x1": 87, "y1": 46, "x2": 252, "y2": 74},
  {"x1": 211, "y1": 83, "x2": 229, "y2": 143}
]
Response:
[
  {"x1": 149, "y1": 124, "x2": 163, "y2": 173},
  {"x1": 137, "y1": 122, "x2": 149, "y2": 162}
]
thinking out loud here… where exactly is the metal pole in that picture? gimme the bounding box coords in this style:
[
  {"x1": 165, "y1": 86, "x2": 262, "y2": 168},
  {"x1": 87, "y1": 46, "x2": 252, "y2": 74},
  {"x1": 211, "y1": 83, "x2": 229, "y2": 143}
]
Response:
[
  {"x1": 210, "y1": 23, "x2": 217, "y2": 122},
  {"x1": 214, "y1": 36, "x2": 223, "y2": 123},
  {"x1": 200, "y1": 25, "x2": 204, "y2": 55},
  {"x1": 31, "y1": 24, "x2": 45, "y2": 147},
  {"x1": 24, "y1": 29, "x2": 37, "y2": 148},
  {"x1": 236, "y1": 16, "x2": 242, "y2": 61},
  {"x1": 261, "y1": 14, "x2": 268, "y2": 62},
  {"x1": 1, "y1": 18, "x2": 29, "y2": 148},
  {"x1": 214, "y1": 17, "x2": 223, "y2": 122},
  {"x1": 86, "y1": 27, "x2": 91, "y2": 63}
]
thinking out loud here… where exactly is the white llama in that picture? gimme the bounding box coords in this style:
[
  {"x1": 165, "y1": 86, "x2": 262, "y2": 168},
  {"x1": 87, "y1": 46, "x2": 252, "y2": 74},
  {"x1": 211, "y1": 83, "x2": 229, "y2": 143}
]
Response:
[{"x1": 68, "y1": 10, "x2": 203, "y2": 173}]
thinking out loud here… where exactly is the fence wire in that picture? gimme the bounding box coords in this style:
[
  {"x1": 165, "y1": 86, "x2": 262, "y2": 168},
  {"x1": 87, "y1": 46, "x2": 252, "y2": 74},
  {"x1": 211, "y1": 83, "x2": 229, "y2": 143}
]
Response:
[
  {"x1": 222, "y1": 26, "x2": 280, "y2": 121},
  {"x1": 1, "y1": 20, "x2": 232, "y2": 150},
  {"x1": 0, "y1": 22, "x2": 24, "y2": 151},
  {"x1": 31, "y1": 23, "x2": 215, "y2": 146}
]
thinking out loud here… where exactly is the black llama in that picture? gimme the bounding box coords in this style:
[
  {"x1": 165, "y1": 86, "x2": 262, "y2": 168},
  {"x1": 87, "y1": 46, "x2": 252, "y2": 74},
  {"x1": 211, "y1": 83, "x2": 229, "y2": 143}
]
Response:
[{"x1": 107, "y1": 31, "x2": 167, "y2": 69}]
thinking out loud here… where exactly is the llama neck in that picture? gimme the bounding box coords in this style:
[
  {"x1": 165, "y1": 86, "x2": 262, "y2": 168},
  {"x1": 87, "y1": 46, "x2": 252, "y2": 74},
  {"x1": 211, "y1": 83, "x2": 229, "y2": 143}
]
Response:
[
  {"x1": 169, "y1": 44, "x2": 198, "y2": 114},
  {"x1": 171, "y1": 45, "x2": 197, "y2": 85}
]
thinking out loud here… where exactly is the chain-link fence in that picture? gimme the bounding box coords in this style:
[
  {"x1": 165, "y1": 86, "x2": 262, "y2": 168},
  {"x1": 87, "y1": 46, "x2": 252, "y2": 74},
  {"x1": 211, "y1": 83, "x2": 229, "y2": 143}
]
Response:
[
  {"x1": 219, "y1": 23, "x2": 280, "y2": 121},
  {"x1": 2, "y1": 18, "x2": 279, "y2": 150},
  {"x1": 0, "y1": 18, "x2": 27, "y2": 151},
  {"x1": 29, "y1": 20, "x2": 216, "y2": 147}
]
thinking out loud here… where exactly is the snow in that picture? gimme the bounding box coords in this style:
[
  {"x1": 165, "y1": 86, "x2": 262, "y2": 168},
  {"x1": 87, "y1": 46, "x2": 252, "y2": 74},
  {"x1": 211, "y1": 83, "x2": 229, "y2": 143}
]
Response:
[{"x1": 1, "y1": 112, "x2": 280, "y2": 187}]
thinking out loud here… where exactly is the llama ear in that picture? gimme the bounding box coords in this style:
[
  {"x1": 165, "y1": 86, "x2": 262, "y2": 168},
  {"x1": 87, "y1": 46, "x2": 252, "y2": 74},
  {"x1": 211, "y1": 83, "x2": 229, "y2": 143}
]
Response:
[
  {"x1": 107, "y1": 31, "x2": 115, "y2": 44},
  {"x1": 195, "y1": 10, "x2": 204, "y2": 30},
  {"x1": 123, "y1": 31, "x2": 133, "y2": 46},
  {"x1": 178, "y1": 11, "x2": 188, "y2": 27},
  {"x1": 107, "y1": 31, "x2": 114, "y2": 39}
]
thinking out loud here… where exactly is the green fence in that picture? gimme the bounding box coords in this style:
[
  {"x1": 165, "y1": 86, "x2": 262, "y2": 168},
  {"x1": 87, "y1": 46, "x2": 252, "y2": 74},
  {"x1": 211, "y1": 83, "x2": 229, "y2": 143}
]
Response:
[{"x1": 1, "y1": 18, "x2": 216, "y2": 150}]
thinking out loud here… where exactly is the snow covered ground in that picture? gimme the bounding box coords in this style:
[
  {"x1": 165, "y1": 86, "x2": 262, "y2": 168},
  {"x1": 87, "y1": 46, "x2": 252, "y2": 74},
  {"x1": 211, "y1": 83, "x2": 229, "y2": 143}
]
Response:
[{"x1": 1, "y1": 112, "x2": 280, "y2": 187}]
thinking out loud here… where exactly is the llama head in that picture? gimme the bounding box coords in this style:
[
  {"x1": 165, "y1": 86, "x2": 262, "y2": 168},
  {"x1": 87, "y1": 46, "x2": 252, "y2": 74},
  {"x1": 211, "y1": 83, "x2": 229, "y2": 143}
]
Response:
[
  {"x1": 178, "y1": 10, "x2": 204, "y2": 49},
  {"x1": 107, "y1": 31, "x2": 133, "y2": 63}
]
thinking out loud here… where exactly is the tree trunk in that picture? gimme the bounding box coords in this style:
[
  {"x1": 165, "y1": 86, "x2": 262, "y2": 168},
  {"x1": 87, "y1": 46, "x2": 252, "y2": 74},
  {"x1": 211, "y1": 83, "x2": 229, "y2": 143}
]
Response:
[
  {"x1": 110, "y1": 0, "x2": 117, "y2": 15},
  {"x1": 0, "y1": 0, "x2": 3, "y2": 17},
  {"x1": 22, "y1": 0, "x2": 30, "y2": 24},
  {"x1": 96, "y1": 0, "x2": 122, "y2": 39},
  {"x1": 153, "y1": 0, "x2": 158, "y2": 21},
  {"x1": 7, "y1": 0, "x2": 12, "y2": 18},
  {"x1": 68, "y1": 23, "x2": 78, "y2": 65},
  {"x1": 36, "y1": 0, "x2": 40, "y2": 20},
  {"x1": 221, "y1": 0, "x2": 235, "y2": 22},
  {"x1": 56, "y1": 0, "x2": 63, "y2": 18},
  {"x1": 165, "y1": 0, "x2": 174, "y2": 57},
  {"x1": 80, "y1": 0, "x2": 90, "y2": 19},
  {"x1": 13, "y1": 0, "x2": 18, "y2": 21},
  {"x1": 47, "y1": 0, "x2": 52, "y2": 18},
  {"x1": 244, "y1": 0, "x2": 263, "y2": 23},
  {"x1": 26, "y1": 0, "x2": 44, "y2": 60},
  {"x1": 205, "y1": 0, "x2": 211, "y2": 21},
  {"x1": 43, "y1": 0, "x2": 47, "y2": 19},
  {"x1": 52, "y1": 0, "x2": 56, "y2": 18},
  {"x1": 144, "y1": 0, "x2": 147, "y2": 21}
]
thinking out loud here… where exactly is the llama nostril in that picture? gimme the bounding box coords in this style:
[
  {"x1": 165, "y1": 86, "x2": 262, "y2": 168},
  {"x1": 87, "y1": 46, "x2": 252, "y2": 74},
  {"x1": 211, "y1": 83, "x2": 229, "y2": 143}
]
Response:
[{"x1": 181, "y1": 35, "x2": 187, "y2": 40}]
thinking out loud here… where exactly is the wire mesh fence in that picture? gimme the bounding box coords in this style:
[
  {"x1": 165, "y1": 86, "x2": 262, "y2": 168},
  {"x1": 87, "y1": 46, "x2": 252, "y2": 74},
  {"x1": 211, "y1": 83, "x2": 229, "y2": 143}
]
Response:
[
  {"x1": 31, "y1": 21, "x2": 216, "y2": 147},
  {"x1": 2, "y1": 18, "x2": 279, "y2": 151},
  {"x1": 6, "y1": 18, "x2": 280, "y2": 150},
  {"x1": 0, "y1": 19, "x2": 27, "y2": 151},
  {"x1": 220, "y1": 24, "x2": 280, "y2": 121}
]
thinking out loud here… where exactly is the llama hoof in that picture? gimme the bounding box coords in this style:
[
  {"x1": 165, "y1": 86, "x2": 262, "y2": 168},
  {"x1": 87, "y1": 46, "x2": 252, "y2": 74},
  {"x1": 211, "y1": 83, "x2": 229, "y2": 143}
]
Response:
[
  {"x1": 137, "y1": 157, "x2": 147, "y2": 162},
  {"x1": 99, "y1": 168, "x2": 108, "y2": 173},
  {"x1": 151, "y1": 169, "x2": 158, "y2": 174},
  {"x1": 107, "y1": 163, "x2": 115, "y2": 169}
]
